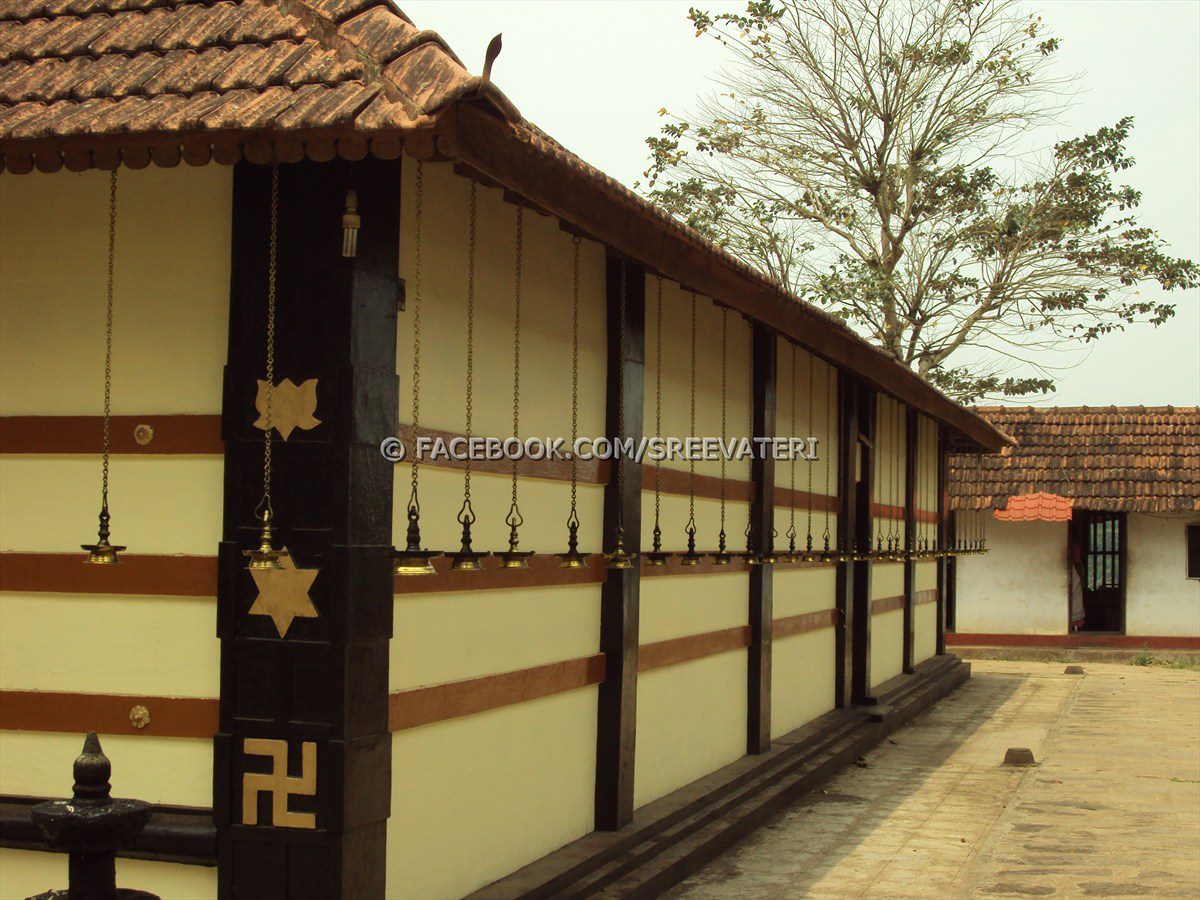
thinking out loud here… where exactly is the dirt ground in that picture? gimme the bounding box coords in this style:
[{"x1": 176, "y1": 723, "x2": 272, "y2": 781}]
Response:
[{"x1": 670, "y1": 660, "x2": 1200, "y2": 899}]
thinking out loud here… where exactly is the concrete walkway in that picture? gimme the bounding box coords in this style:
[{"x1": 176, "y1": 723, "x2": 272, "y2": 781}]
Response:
[{"x1": 670, "y1": 661, "x2": 1200, "y2": 898}]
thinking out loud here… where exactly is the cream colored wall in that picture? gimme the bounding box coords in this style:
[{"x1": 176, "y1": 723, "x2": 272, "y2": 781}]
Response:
[
  {"x1": 873, "y1": 394, "x2": 907, "y2": 550},
  {"x1": 772, "y1": 567, "x2": 837, "y2": 737},
  {"x1": 397, "y1": 161, "x2": 607, "y2": 444},
  {"x1": 957, "y1": 520, "x2": 1068, "y2": 634},
  {"x1": 773, "y1": 338, "x2": 839, "y2": 552},
  {"x1": 388, "y1": 162, "x2": 606, "y2": 899},
  {"x1": 635, "y1": 652, "x2": 747, "y2": 809},
  {"x1": 0, "y1": 730, "x2": 211, "y2": 806},
  {"x1": 0, "y1": 168, "x2": 227, "y2": 837},
  {"x1": 647, "y1": 282, "x2": 752, "y2": 483},
  {"x1": 636, "y1": 571, "x2": 749, "y2": 807},
  {"x1": 914, "y1": 416, "x2": 939, "y2": 551},
  {"x1": 914, "y1": 561, "x2": 939, "y2": 662},
  {"x1": 0, "y1": 850, "x2": 216, "y2": 900},
  {"x1": 0, "y1": 167, "x2": 231, "y2": 415},
  {"x1": 869, "y1": 561, "x2": 905, "y2": 687},
  {"x1": 0, "y1": 593, "x2": 217, "y2": 695},
  {"x1": 387, "y1": 689, "x2": 597, "y2": 899},
  {"x1": 1126, "y1": 514, "x2": 1200, "y2": 636},
  {"x1": 0, "y1": 456, "x2": 222, "y2": 554},
  {"x1": 871, "y1": 609, "x2": 905, "y2": 689}
]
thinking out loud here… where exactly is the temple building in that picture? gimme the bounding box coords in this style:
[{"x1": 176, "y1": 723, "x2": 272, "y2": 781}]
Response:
[
  {"x1": 947, "y1": 406, "x2": 1200, "y2": 652},
  {"x1": 0, "y1": 2, "x2": 1007, "y2": 897}
]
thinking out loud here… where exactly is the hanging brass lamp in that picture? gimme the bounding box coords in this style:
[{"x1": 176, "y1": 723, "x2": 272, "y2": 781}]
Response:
[
  {"x1": 448, "y1": 180, "x2": 488, "y2": 574},
  {"x1": 558, "y1": 235, "x2": 587, "y2": 571},
  {"x1": 644, "y1": 278, "x2": 672, "y2": 567},
  {"x1": 394, "y1": 162, "x2": 440, "y2": 576},
  {"x1": 244, "y1": 167, "x2": 286, "y2": 572},
  {"x1": 83, "y1": 171, "x2": 126, "y2": 565}
]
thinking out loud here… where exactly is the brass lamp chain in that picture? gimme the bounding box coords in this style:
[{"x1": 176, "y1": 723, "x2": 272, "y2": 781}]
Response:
[
  {"x1": 83, "y1": 169, "x2": 125, "y2": 564},
  {"x1": 506, "y1": 208, "x2": 525, "y2": 539},
  {"x1": 823, "y1": 361, "x2": 832, "y2": 553},
  {"x1": 685, "y1": 293, "x2": 697, "y2": 550},
  {"x1": 805, "y1": 349, "x2": 814, "y2": 554},
  {"x1": 458, "y1": 182, "x2": 478, "y2": 533},
  {"x1": 718, "y1": 308, "x2": 728, "y2": 553},
  {"x1": 613, "y1": 266, "x2": 627, "y2": 543},
  {"x1": 409, "y1": 161, "x2": 424, "y2": 517},
  {"x1": 652, "y1": 277, "x2": 664, "y2": 555},
  {"x1": 102, "y1": 171, "x2": 116, "y2": 510},
  {"x1": 785, "y1": 343, "x2": 796, "y2": 555},
  {"x1": 570, "y1": 237, "x2": 581, "y2": 525},
  {"x1": 261, "y1": 166, "x2": 279, "y2": 520},
  {"x1": 557, "y1": 233, "x2": 583, "y2": 568},
  {"x1": 877, "y1": 400, "x2": 886, "y2": 553}
]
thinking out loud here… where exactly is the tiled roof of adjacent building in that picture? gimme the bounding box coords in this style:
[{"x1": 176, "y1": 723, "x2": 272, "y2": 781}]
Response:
[
  {"x1": 0, "y1": 0, "x2": 1011, "y2": 453},
  {"x1": 950, "y1": 406, "x2": 1200, "y2": 513}
]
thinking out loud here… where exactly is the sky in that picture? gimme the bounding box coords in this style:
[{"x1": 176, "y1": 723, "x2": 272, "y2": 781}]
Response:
[{"x1": 402, "y1": 0, "x2": 1200, "y2": 407}]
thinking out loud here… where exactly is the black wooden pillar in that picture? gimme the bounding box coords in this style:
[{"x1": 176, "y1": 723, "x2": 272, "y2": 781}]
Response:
[
  {"x1": 215, "y1": 159, "x2": 399, "y2": 897},
  {"x1": 936, "y1": 425, "x2": 950, "y2": 655},
  {"x1": 902, "y1": 407, "x2": 917, "y2": 673},
  {"x1": 596, "y1": 256, "x2": 645, "y2": 830},
  {"x1": 836, "y1": 377, "x2": 881, "y2": 705},
  {"x1": 833, "y1": 371, "x2": 857, "y2": 709},
  {"x1": 747, "y1": 322, "x2": 776, "y2": 755}
]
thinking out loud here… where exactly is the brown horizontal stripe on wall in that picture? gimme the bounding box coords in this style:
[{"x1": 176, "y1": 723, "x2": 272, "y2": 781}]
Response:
[
  {"x1": 389, "y1": 654, "x2": 607, "y2": 731},
  {"x1": 773, "y1": 608, "x2": 839, "y2": 639},
  {"x1": 872, "y1": 502, "x2": 939, "y2": 524},
  {"x1": 0, "y1": 553, "x2": 218, "y2": 597},
  {"x1": 397, "y1": 424, "x2": 608, "y2": 485},
  {"x1": 914, "y1": 589, "x2": 938, "y2": 606},
  {"x1": 871, "y1": 595, "x2": 906, "y2": 616},
  {"x1": 651, "y1": 467, "x2": 753, "y2": 503},
  {"x1": 638, "y1": 626, "x2": 751, "y2": 673},
  {"x1": 946, "y1": 632, "x2": 1200, "y2": 650},
  {"x1": 776, "y1": 487, "x2": 838, "y2": 513},
  {"x1": 0, "y1": 690, "x2": 218, "y2": 739},
  {"x1": 0, "y1": 415, "x2": 223, "y2": 455}
]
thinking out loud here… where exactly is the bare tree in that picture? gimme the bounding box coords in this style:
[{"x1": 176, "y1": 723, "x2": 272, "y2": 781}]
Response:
[{"x1": 643, "y1": 0, "x2": 1197, "y2": 401}]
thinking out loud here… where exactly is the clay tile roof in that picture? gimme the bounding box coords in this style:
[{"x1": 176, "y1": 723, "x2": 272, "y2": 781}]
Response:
[
  {"x1": 993, "y1": 492, "x2": 1074, "y2": 522},
  {"x1": 0, "y1": 0, "x2": 512, "y2": 155},
  {"x1": 949, "y1": 406, "x2": 1200, "y2": 514}
]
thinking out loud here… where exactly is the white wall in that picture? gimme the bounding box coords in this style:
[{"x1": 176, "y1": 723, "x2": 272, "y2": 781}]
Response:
[
  {"x1": 955, "y1": 519, "x2": 1068, "y2": 634},
  {"x1": 1126, "y1": 513, "x2": 1200, "y2": 637}
]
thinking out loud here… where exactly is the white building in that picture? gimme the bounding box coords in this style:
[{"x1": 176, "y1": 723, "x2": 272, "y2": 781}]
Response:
[{"x1": 948, "y1": 407, "x2": 1199, "y2": 649}]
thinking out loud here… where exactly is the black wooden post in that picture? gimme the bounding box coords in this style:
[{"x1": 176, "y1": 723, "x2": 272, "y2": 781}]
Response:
[
  {"x1": 747, "y1": 322, "x2": 776, "y2": 755},
  {"x1": 30, "y1": 732, "x2": 157, "y2": 900},
  {"x1": 214, "y1": 159, "x2": 399, "y2": 897},
  {"x1": 902, "y1": 407, "x2": 917, "y2": 673},
  {"x1": 937, "y1": 424, "x2": 950, "y2": 655},
  {"x1": 851, "y1": 382, "x2": 877, "y2": 704},
  {"x1": 833, "y1": 371, "x2": 857, "y2": 709},
  {"x1": 595, "y1": 256, "x2": 645, "y2": 830}
]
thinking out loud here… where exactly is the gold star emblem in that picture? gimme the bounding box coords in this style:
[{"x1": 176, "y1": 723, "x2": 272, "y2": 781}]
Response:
[
  {"x1": 254, "y1": 378, "x2": 321, "y2": 441},
  {"x1": 248, "y1": 549, "x2": 319, "y2": 638}
]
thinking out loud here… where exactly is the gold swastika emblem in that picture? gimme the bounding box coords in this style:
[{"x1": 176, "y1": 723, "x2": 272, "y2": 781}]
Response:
[{"x1": 241, "y1": 738, "x2": 317, "y2": 830}]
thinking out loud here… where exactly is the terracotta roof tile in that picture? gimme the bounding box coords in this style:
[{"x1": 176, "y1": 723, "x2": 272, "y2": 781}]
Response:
[
  {"x1": 993, "y1": 492, "x2": 1074, "y2": 522},
  {"x1": 950, "y1": 406, "x2": 1200, "y2": 513},
  {"x1": 0, "y1": 0, "x2": 475, "y2": 142}
]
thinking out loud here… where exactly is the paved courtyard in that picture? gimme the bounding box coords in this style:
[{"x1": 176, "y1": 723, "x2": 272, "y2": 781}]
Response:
[{"x1": 671, "y1": 660, "x2": 1200, "y2": 898}]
